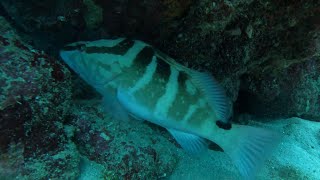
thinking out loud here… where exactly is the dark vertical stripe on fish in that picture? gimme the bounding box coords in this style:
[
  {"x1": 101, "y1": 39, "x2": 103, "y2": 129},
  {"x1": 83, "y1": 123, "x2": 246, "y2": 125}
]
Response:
[
  {"x1": 156, "y1": 57, "x2": 171, "y2": 81},
  {"x1": 167, "y1": 71, "x2": 203, "y2": 121},
  {"x1": 134, "y1": 46, "x2": 154, "y2": 67},
  {"x1": 177, "y1": 71, "x2": 189, "y2": 86},
  {"x1": 122, "y1": 46, "x2": 154, "y2": 88}
]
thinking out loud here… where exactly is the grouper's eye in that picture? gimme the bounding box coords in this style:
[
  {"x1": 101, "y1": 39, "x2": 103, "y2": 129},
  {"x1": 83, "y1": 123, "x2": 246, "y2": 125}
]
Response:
[
  {"x1": 216, "y1": 120, "x2": 232, "y2": 130},
  {"x1": 79, "y1": 45, "x2": 86, "y2": 51}
]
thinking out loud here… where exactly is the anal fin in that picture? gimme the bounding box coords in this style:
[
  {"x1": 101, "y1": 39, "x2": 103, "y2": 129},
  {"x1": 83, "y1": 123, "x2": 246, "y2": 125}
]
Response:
[{"x1": 167, "y1": 129, "x2": 208, "y2": 154}]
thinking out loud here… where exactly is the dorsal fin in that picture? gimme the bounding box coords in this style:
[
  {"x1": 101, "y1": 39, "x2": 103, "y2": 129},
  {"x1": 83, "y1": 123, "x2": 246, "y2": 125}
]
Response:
[
  {"x1": 154, "y1": 49, "x2": 188, "y2": 71},
  {"x1": 190, "y1": 71, "x2": 231, "y2": 124}
]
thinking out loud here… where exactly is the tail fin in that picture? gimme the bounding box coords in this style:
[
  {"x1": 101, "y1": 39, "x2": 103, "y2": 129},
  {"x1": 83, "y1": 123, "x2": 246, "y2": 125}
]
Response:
[{"x1": 224, "y1": 126, "x2": 282, "y2": 178}]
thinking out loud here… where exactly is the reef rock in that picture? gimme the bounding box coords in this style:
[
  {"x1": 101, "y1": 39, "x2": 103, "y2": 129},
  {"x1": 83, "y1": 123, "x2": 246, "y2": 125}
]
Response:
[
  {"x1": 157, "y1": 0, "x2": 320, "y2": 120},
  {"x1": 69, "y1": 100, "x2": 180, "y2": 179},
  {"x1": 0, "y1": 0, "x2": 87, "y2": 50},
  {"x1": 0, "y1": 0, "x2": 192, "y2": 51},
  {"x1": 238, "y1": 53, "x2": 320, "y2": 120},
  {"x1": 0, "y1": 16, "x2": 80, "y2": 179}
]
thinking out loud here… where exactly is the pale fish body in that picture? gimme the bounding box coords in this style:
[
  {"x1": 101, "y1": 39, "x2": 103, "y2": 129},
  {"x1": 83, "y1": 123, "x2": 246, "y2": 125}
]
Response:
[{"x1": 60, "y1": 38, "x2": 281, "y2": 178}]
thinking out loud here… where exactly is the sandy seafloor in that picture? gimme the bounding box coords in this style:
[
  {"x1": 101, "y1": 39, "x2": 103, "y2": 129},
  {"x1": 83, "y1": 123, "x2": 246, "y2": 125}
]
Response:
[{"x1": 170, "y1": 117, "x2": 320, "y2": 180}]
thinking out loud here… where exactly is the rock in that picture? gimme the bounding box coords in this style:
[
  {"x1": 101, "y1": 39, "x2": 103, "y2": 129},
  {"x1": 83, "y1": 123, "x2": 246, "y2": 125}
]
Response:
[
  {"x1": 21, "y1": 143, "x2": 81, "y2": 179},
  {"x1": 78, "y1": 157, "x2": 105, "y2": 180},
  {"x1": 93, "y1": 0, "x2": 193, "y2": 38},
  {"x1": 237, "y1": 54, "x2": 320, "y2": 121},
  {"x1": 0, "y1": 0, "x2": 87, "y2": 52},
  {"x1": 156, "y1": 0, "x2": 320, "y2": 120},
  {"x1": 0, "y1": 0, "x2": 193, "y2": 51},
  {"x1": 69, "y1": 100, "x2": 180, "y2": 179},
  {"x1": 0, "y1": 16, "x2": 79, "y2": 179}
]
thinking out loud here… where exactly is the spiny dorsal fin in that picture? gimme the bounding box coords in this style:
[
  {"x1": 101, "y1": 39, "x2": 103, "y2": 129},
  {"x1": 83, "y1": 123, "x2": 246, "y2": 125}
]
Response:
[
  {"x1": 154, "y1": 49, "x2": 190, "y2": 72},
  {"x1": 103, "y1": 91, "x2": 130, "y2": 122}
]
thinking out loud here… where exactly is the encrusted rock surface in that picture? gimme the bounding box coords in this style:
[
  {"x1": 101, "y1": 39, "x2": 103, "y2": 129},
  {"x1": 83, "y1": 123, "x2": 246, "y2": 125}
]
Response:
[
  {"x1": 0, "y1": 16, "x2": 80, "y2": 179},
  {"x1": 0, "y1": 0, "x2": 192, "y2": 51},
  {"x1": 157, "y1": 0, "x2": 320, "y2": 120},
  {"x1": 69, "y1": 100, "x2": 180, "y2": 179},
  {"x1": 238, "y1": 54, "x2": 320, "y2": 120},
  {"x1": 0, "y1": 0, "x2": 87, "y2": 50}
]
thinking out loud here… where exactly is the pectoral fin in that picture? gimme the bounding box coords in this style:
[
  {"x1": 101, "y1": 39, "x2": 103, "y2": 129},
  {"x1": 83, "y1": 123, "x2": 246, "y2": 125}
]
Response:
[
  {"x1": 116, "y1": 88, "x2": 152, "y2": 121},
  {"x1": 103, "y1": 90, "x2": 130, "y2": 121}
]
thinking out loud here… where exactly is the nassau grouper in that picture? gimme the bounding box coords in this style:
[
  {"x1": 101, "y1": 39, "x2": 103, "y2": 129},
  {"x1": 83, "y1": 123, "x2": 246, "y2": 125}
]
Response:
[{"x1": 60, "y1": 38, "x2": 281, "y2": 178}]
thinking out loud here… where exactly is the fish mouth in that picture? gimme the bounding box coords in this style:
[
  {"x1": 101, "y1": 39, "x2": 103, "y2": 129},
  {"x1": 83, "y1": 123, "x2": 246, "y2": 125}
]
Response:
[
  {"x1": 59, "y1": 42, "x2": 85, "y2": 63},
  {"x1": 59, "y1": 49, "x2": 78, "y2": 64}
]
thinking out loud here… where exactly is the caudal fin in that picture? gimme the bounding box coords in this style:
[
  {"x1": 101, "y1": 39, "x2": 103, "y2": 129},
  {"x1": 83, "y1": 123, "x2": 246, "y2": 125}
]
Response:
[{"x1": 225, "y1": 126, "x2": 282, "y2": 178}]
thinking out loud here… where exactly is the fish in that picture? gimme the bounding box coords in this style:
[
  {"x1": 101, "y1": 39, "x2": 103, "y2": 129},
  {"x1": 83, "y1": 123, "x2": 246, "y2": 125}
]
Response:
[{"x1": 60, "y1": 38, "x2": 281, "y2": 178}]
